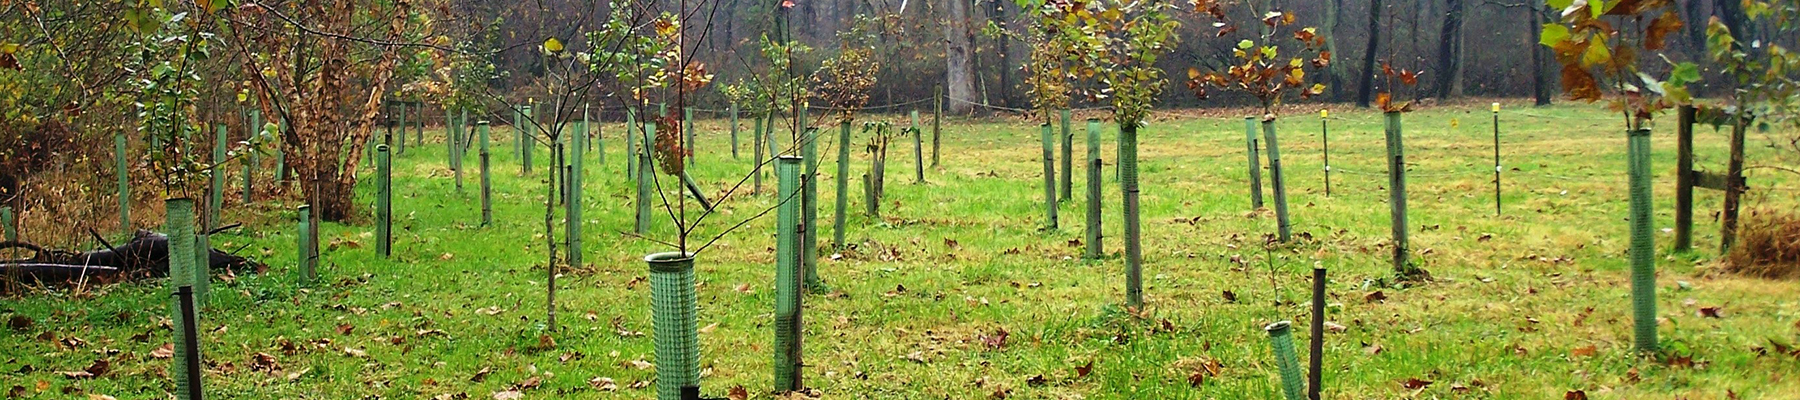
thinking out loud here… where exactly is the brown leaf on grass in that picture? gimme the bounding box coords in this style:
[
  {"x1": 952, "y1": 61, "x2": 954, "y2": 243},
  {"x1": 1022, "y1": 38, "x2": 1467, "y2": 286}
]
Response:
[
  {"x1": 734, "y1": 283, "x2": 753, "y2": 293},
  {"x1": 1564, "y1": 389, "x2": 1588, "y2": 400},
  {"x1": 250, "y1": 352, "x2": 280, "y2": 372},
  {"x1": 7, "y1": 385, "x2": 24, "y2": 398},
  {"x1": 1401, "y1": 377, "x2": 1432, "y2": 389},
  {"x1": 514, "y1": 376, "x2": 542, "y2": 390},
  {"x1": 60, "y1": 359, "x2": 109, "y2": 379},
  {"x1": 982, "y1": 328, "x2": 1010, "y2": 351},
  {"x1": 1026, "y1": 374, "x2": 1047, "y2": 387},
  {"x1": 1221, "y1": 290, "x2": 1237, "y2": 302},
  {"x1": 149, "y1": 343, "x2": 174, "y2": 359},
  {"x1": 439, "y1": 253, "x2": 455, "y2": 261},
  {"x1": 1074, "y1": 360, "x2": 1094, "y2": 378},
  {"x1": 7, "y1": 315, "x2": 31, "y2": 331},
  {"x1": 1697, "y1": 306, "x2": 1723, "y2": 318},
  {"x1": 470, "y1": 367, "x2": 492, "y2": 383},
  {"x1": 490, "y1": 390, "x2": 521, "y2": 400},
  {"x1": 589, "y1": 377, "x2": 618, "y2": 391},
  {"x1": 1364, "y1": 291, "x2": 1387, "y2": 303},
  {"x1": 726, "y1": 385, "x2": 748, "y2": 400},
  {"x1": 1570, "y1": 345, "x2": 1598, "y2": 358},
  {"x1": 343, "y1": 347, "x2": 367, "y2": 358},
  {"x1": 535, "y1": 335, "x2": 556, "y2": 350},
  {"x1": 336, "y1": 324, "x2": 354, "y2": 335},
  {"x1": 87, "y1": 394, "x2": 118, "y2": 400},
  {"x1": 1363, "y1": 342, "x2": 1384, "y2": 355}
]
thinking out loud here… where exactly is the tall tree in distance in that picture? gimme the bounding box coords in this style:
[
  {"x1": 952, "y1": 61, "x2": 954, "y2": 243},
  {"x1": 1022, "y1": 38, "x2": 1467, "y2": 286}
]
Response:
[
  {"x1": 946, "y1": 0, "x2": 976, "y2": 113},
  {"x1": 1530, "y1": 0, "x2": 1553, "y2": 106},
  {"x1": 1434, "y1": 0, "x2": 1467, "y2": 98},
  {"x1": 1357, "y1": 0, "x2": 1385, "y2": 108}
]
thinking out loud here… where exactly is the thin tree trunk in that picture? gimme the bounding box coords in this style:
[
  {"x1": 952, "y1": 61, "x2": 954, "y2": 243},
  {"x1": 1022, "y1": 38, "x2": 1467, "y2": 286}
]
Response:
[
  {"x1": 1434, "y1": 0, "x2": 1466, "y2": 98},
  {"x1": 1530, "y1": 0, "x2": 1552, "y2": 106},
  {"x1": 1357, "y1": 0, "x2": 1385, "y2": 108}
]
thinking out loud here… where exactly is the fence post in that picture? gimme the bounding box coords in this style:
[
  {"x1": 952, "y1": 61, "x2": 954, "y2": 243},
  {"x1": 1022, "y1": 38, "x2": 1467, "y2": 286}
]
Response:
[
  {"x1": 376, "y1": 145, "x2": 391, "y2": 258},
  {"x1": 1245, "y1": 117, "x2": 1265, "y2": 209},
  {"x1": 1308, "y1": 266, "x2": 1326, "y2": 400},
  {"x1": 479, "y1": 121, "x2": 492, "y2": 227},
  {"x1": 1060, "y1": 109, "x2": 1072, "y2": 202},
  {"x1": 1491, "y1": 103, "x2": 1503, "y2": 216},
  {"x1": 773, "y1": 156, "x2": 805, "y2": 392},
  {"x1": 1721, "y1": 118, "x2": 1747, "y2": 253},
  {"x1": 1674, "y1": 106, "x2": 1694, "y2": 252},
  {"x1": 911, "y1": 111, "x2": 924, "y2": 183},
  {"x1": 117, "y1": 132, "x2": 131, "y2": 234},
  {"x1": 1627, "y1": 128, "x2": 1657, "y2": 353}
]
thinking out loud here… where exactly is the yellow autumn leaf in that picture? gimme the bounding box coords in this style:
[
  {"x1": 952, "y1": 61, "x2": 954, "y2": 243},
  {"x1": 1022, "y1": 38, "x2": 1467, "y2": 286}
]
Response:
[{"x1": 544, "y1": 37, "x2": 565, "y2": 55}]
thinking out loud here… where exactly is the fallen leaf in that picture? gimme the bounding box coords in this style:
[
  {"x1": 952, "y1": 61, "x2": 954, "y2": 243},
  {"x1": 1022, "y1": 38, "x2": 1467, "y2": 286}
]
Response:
[
  {"x1": 727, "y1": 385, "x2": 748, "y2": 400},
  {"x1": 440, "y1": 253, "x2": 456, "y2": 261},
  {"x1": 589, "y1": 377, "x2": 617, "y2": 391},
  {"x1": 150, "y1": 343, "x2": 174, "y2": 359},
  {"x1": 1564, "y1": 390, "x2": 1588, "y2": 400},
  {"x1": 1401, "y1": 377, "x2": 1433, "y2": 389},
  {"x1": 1570, "y1": 345, "x2": 1597, "y2": 358},
  {"x1": 343, "y1": 347, "x2": 367, "y2": 358},
  {"x1": 336, "y1": 324, "x2": 355, "y2": 335},
  {"x1": 1364, "y1": 291, "x2": 1387, "y2": 303},
  {"x1": 1698, "y1": 306, "x2": 1723, "y2": 318},
  {"x1": 491, "y1": 390, "x2": 521, "y2": 400},
  {"x1": 471, "y1": 367, "x2": 492, "y2": 382},
  {"x1": 1221, "y1": 290, "x2": 1237, "y2": 302},
  {"x1": 1074, "y1": 360, "x2": 1094, "y2": 378},
  {"x1": 1363, "y1": 343, "x2": 1384, "y2": 355}
]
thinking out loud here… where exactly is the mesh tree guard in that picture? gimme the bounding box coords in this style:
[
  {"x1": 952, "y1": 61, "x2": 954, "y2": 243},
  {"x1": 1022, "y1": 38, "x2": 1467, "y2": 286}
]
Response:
[
  {"x1": 1085, "y1": 119, "x2": 1103, "y2": 261},
  {"x1": 774, "y1": 156, "x2": 805, "y2": 392},
  {"x1": 802, "y1": 128, "x2": 824, "y2": 292},
  {"x1": 1266, "y1": 321, "x2": 1306, "y2": 400},
  {"x1": 1060, "y1": 110, "x2": 1073, "y2": 202},
  {"x1": 296, "y1": 204, "x2": 316, "y2": 285},
  {"x1": 1244, "y1": 117, "x2": 1265, "y2": 209},
  {"x1": 1262, "y1": 120, "x2": 1292, "y2": 242},
  {"x1": 479, "y1": 121, "x2": 493, "y2": 227},
  {"x1": 209, "y1": 125, "x2": 225, "y2": 233},
  {"x1": 454, "y1": 109, "x2": 465, "y2": 193},
  {"x1": 1627, "y1": 129, "x2": 1657, "y2": 352},
  {"x1": 522, "y1": 105, "x2": 534, "y2": 174},
  {"x1": 569, "y1": 121, "x2": 585, "y2": 270},
  {"x1": 730, "y1": 103, "x2": 740, "y2": 159},
  {"x1": 753, "y1": 115, "x2": 766, "y2": 194},
  {"x1": 834, "y1": 121, "x2": 852, "y2": 250},
  {"x1": 376, "y1": 145, "x2": 391, "y2": 258},
  {"x1": 647, "y1": 252, "x2": 700, "y2": 400},
  {"x1": 116, "y1": 133, "x2": 130, "y2": 235},
  {"x1": 627, "y1": 109, "x2": 639, "y2": 178},
  {"x1": 1041, "y1": 123, "x2": 1059, "y2": 230},
  {"x1": 1121, "y1": 125, "x2": 1144, "y2": 307},
  {"x1": 0, "y1": 207, "x2": 10, "y2": 242},
  {"x1": 165, "y1": 198, "x2": 199, "y2": 400},
  {"x1": 1383, "y1": 112, "x2": 1418, "y2": 278},
  {"x1": 636, "y1": 124, "x2": 656, "y2": 234}
]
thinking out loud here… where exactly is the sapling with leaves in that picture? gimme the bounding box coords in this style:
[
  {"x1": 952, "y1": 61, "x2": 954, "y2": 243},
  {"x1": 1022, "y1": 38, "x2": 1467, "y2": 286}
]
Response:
[
  {"x1": 1539, "y1": 0, "x2": 1692, "y2": 354},
  {"x1": 812, "y1": 39, "x2": 880, "y2": 251},
  {"x1": 1022, "y1": 0, "x2": 1178, "y2": 308},
  {"x1": 1185, "y1": 1, "x2": 1331, "y2": 244}
]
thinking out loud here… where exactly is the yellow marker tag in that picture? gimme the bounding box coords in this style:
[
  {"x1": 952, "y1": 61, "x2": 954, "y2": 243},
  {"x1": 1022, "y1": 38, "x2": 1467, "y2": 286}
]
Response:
[
  {"x1": 1492, "y1": 103, "x2": 1501, "y2": 112},
  {"x1": 1321, "y1": 109, "x2": 1329, "y2": 119}
]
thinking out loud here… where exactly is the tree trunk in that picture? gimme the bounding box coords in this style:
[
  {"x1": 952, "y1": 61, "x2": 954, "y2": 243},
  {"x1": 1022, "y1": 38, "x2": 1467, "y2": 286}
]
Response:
[
  {"x1": 1434, "y1": 0, "x2": 1466, "y2": 98},
  {"x1": 1530, "y1": 0, "x2": 1552, "y2": 106},
  {"x1": 1357, "y1": 0, "x2": 1385, "y2": 108},
  {"x1": 945, "y1": 0, "x2": 976, "y2": 114},
  {"x1": 1324, "y1": 0, "x2": 1347, "y2": 100}
]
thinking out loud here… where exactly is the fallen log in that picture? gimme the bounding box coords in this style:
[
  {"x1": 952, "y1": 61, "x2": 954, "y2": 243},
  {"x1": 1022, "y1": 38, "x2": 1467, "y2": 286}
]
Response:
[{"x1": 1, "y1": 230, "x2": 259, "y2": 284}]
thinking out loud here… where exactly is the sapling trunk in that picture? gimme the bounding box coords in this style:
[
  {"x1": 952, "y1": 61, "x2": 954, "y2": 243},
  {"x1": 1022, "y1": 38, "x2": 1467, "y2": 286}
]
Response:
[
  {"x1": 479, "y1": 121, "x2": 492, "y2": 227},
  {"x1": 1245, "y1": 117, "x2": 1265, "y2": 209},
  {"x1": 834, "y1": 121, "x2": 852, "y2": 250},
  {"x1": 116, "y1": 133, "x2": 130, "y2": 234},
  {"x1": 1263, "y1": 119, "x2": 1292, "y2": 242},
  {"x1": 627, "y1": 109, "x2": 640, "y2": 178},
  {"x1": 773, "y1": 156, "x2": 805, "y2": 392},
  {"x1": 376, "y1": 145, "x2": 391, "y2": 258},
  {"x1": 1041, "y1": 123, "x2": 1058, "y2": 230},
  {"x1": 863, "y1": 174, "x2": 877, "y2": 218},
  {"x1": 1383, "y1": 112, "x2": 1418, "y2": 278},
  {"x1": 1060, "y1": 109, "x2": 1072, "y2": 202},
  {"x1": 646, "y1": 252, "x2": 701, "y2": 400},
  {"x1": 1266, "y1": 321, "x2": 1306, "y2": 400},
  {"x1": 1121, "y1": 125, "x2": 1143, "y2": 307},
  {"x1": 1085, "y1": 119, "x2": 1103, "y2": 261},
  {"x1": 1627, "y1": 129, "x2": 1657, "y2": 353}
]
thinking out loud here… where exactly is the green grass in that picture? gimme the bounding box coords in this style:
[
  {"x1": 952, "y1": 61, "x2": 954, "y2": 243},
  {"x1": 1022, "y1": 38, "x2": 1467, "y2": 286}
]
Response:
[{"x1": 5, "y1": 102, "x2": 1799, "y2": 399}]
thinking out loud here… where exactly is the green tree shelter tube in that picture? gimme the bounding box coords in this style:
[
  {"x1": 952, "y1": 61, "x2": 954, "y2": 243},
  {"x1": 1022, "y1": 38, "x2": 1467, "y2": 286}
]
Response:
[
  {"x1": 1121, "y1": 125, "x2": 1144, "y2": 307},
  {"x1": 911, "y1": 110, "x2": 924, "y2": 183},
  {"x1": 627, "y1": 109, "x2": 639, "y2": 178},
  {"x1": 1060, "y1": 110, "x2": 1073, "y2": 202},
  {"x1": 164, "y1": 198, "x2": 198, "y2": 400},
  {"x1": 1041, "y1": 123, "x2": 1058, "y2": 230},
  {"x1": 801, "y1": 128, "x2": 824, "y2": 292},
  {"x1": 376, "y1": 145, "x2": 392, "y2": 258},
  {"x1": 297, "y1": 204, "x2": 318, "y2": 286},
  {"x1": 1085, "y1": 119, "x2": 1103, "y2": 261},
  {"x1": 479, "y1": 121, "x2": 493, "y2": 227},
  {"x1": 1244, "y1": 117, "x2": 1264, "y2": 209},
  {"x1": 752, "y1": 115, "x2": 766, "y2": 194},
  {"x1": 773, "y1": 156, "x2": 805, "y2": 392},
  {"x1": 569, "y1": 121, "x2": 585, "y2": 270},
  {"x1": 1627, "y1": 128, "x2": 1657, "y2": 353},
  {"x1": 1383, "y1": 112, "x2": 1421, "y2": 279},
  {"x1": 834, "y1": 121, "x2": 852, "y2": 250},
  {"x1": 646, "y1": 251, "x2": 701, "y2": 400},
  {"x1": 1266, "y1": 321, "x2": 1306, "y2": 400},
  {"x1": 684, "y1": 108, "x2": 695, "y2": 161},
  {"x1": 393, "y1": 106, "x2": 404, "y2": 155},
  {"x1": 1263, "y1": 119, "x2": 1292, "y2": 242},
  {"x1": 116, "y1": 133, "x2": 130, "y2": 234},
  {"x1": 522, "y1": 105, "x2": 534, "y2": 174},
  {"x1": 210, "y1": 125, "x2": 226, "y2": 230},
  {"x1": 730, "y1": 103, "x2": 740, "y2": 159},
  {"x1": 0, "y1": 206, "x2": 11, "y2": 242},
  {"x1": 636, "y1": 124, "x2": 657, "y2": 234}
]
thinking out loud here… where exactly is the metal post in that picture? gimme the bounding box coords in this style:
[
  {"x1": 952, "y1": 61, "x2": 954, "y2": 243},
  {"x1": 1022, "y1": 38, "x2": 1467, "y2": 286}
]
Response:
[
  {"x1": 1627, "y1": 128, "x2": 1657, "y2": 353},
  {"x1": 376, "y1": 145, "x2": 391, "y2": 258},
  {"x1": 1384, "y1": 112, "x2": 1415, "y2": 278},
  {"x1": 479, "y1": 121, "x2": 492, "y2": 227},
  {"x1": 116, "y1": 132, "x2": 131, "y2": 234},
  {"x1": 1320, "y1": 110, "x2": 1331, "y2": 198},
  {"x1": 1245, "y1": 117, "x2": 1265, "y2": 209},
  {"x1": 773, "y1": 156, "x2": 804, "y2": 392},
  {"x1": 1674, "y1": 106, "x2": 1694, "y2": 252},
  {"x1": 1041, "y1": 123, "x2": 1059, "y2": 230},
  {"x1": 834, "y1": 121, "x2": 852, "y2": 250},
  {"x1": 1263, "y1": 119, "x2": 1292, "y2": 242},
  {"x1": 1266, "y1": 321, "x2": 1306, "y2": 400},
  {"x1": 1492, "y1": 103, "x2": 1503, "y2": 216},
  {"x1": 1121, "y1": 125, "x2": 1143, "y2": 307}
]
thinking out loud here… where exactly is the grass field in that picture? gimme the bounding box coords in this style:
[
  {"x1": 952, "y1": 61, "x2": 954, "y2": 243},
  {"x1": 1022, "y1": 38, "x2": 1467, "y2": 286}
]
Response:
[{"x1": 5, "y1": 101, "x2": 1799, "y2": 399}]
